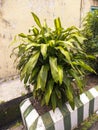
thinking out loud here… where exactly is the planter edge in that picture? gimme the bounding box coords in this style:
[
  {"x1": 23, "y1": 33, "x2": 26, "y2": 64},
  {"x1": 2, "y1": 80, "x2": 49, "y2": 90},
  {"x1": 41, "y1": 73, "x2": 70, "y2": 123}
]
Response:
[{"x1": 20, "y1": 86, "x2": 98, "y2": 130}]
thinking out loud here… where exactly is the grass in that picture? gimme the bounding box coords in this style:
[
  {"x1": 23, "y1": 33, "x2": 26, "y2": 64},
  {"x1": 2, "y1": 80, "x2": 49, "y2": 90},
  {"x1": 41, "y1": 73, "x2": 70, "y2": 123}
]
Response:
[
  {"x1": 10, "y1": 120, "x2": 22, "y2": 128},
  {"x1": 74, "y1": 113, "x2": 98, "y2": 130}
]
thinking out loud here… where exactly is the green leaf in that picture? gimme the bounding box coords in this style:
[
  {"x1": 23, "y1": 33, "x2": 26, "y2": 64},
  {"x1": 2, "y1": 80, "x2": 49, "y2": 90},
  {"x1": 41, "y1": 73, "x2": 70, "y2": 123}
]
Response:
[
  {"x1": 33, "y1": 27, "x2": 39, "y2": 36},
  {"x1": 27, "y1": 35, "x2": 34, "y2": 42},
  {"x1": 72, "y1": 34, "x2": 86, "y2": 44},
  {"x1": 36, "y1": 65, "x2": 49, "y2": 91},
  {"x1": 54, "y1": 17, "x2": 61, "y2": 30},
  {"x1": 44, "y1": 79, "x2": 54, "y2": 105},
  {"x1": 86, "y1": 54, "x2": 95, "y2": 59},
  {"x1": 55, "y1": 88, "x2": 61, "y2": 99},
  {"x1": 27, "y1": 42, "x2": 40, "y2": 47},
  {"x1": 41, "y1": 44, "x2": 48, "y2": 60},
  {"x1": 66, "y1": 85, "x2": 75, "y2": 109},
  {"x1": 56, "y1": 47, "x2": 72, "y2": 65},
  {"x1": 63, "y1": 73, "x2": 75, "y2": 109},
  {"x1": 79, "y1": 61, "x2": 95, "y2": 73},
  {"x1": 49, "y1": 57, "x2": 58, "y2": 83},
  {"x1": 20, "y1": 51, "x2": 40, "y2": 80},
  {"x1": 29, "y1": 67, "x2": 40, "y2": 83},
  {"x1": 58, "y1": 65, "x2": 63, "y2": 85},
  {"x1": 73, "y1": 60, "x2": 95, "y2": 73},
  {"x1": 69, "y1": 69, "x2": 83, "y2": 92},
  {"x1": 24, "y1": 72, "x2": 29, "y2": 84},
  {"x1": 18, "y1": 44, "x2": 26, "y2": 56},
  {"x1": 19, "y1": 33, "x2": 27, "y2": 38},
  {"x1": 51, "y1": 91, "x2": 57, "y2": 111},
  {"x1": 32, "y1": 12, "x2": 42, "y2": 28},
  {"x1": 63, "y1": 72, "x2": 71, "y2": 87}
]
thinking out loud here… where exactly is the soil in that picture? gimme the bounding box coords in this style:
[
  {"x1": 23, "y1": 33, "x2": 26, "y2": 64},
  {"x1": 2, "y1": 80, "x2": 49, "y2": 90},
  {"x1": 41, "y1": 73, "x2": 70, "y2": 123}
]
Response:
[
  {"x1": 85, "y1": 74, "x2": 98, "y2": 90},
  {"x1": 30, "y1": 74, "x2": 98, "y2": 116},
  {"x1": 30, "y1": 98, "x2": 51, "y2": 115}
]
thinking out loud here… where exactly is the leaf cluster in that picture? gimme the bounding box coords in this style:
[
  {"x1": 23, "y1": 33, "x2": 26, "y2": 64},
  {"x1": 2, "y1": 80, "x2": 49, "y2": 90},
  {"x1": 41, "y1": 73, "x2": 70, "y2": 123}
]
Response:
[{"x1": 12, "y1": 13, "x2": 95, "y2": 111}]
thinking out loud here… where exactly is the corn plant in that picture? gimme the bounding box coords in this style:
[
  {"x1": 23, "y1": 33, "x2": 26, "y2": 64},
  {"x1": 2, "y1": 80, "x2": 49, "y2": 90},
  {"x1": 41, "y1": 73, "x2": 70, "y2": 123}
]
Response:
[{"x1": 12, "y1": 13, "x2": 95, "y2": 110}]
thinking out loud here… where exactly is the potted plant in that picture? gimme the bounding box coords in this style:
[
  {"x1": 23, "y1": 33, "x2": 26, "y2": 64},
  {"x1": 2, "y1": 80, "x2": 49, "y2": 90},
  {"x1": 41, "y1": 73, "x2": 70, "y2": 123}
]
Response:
[{"x1": 12, "y1": 13, "x2": 95, "y2": 112}]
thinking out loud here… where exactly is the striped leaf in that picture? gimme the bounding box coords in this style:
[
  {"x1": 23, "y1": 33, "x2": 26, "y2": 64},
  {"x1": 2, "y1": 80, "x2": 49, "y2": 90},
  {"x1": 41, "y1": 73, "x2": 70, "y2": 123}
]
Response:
[
  {"x1": 72, "y1": 60, "x2": 95, "y2": 73},
  {"x1": 19, "y1": 33, "x2": 27, "y2": 38},
  {"x1": 20, "y1": 51, "x2": 40, "y2": 80},
  {"x1": 54, "y1": 17, "x2": 61, "y2": 30},
  {"x1": 32, "y1": 12, "x2": 42, "y2": 28},
  {"x1": 44, "y1": 79, "x2": 54, "y2": 105},
  {"x1": 33, "y1": 27, "x2": 39, "y2": 36},
  {"x1": 29, "y1": 67, "x2": 40, "y2": 83},
  {"x1": 49, "y1": 57, "x2": 58, "y2": 83},
  {"x1": 41, "y1": 44, "x2": 48, "y2": 60},
  {"x1": 58, "y1": 65, "x2": 63, "y2": 85},
  {"x1": 56, "y1": 47, "x2": 71, "y2": 63},
  {"x1": 54, "y1": 17, "x2": 62, "y2": 34},
  {"x1": 72, "y1": 34, "x2": 86, "y2": 44},
  {"x1": 36, "y1": 65, "x2": 49, "y2": 91},
  {"x1": 69, "y1": 69, "x2": 83, "y2": 93}
]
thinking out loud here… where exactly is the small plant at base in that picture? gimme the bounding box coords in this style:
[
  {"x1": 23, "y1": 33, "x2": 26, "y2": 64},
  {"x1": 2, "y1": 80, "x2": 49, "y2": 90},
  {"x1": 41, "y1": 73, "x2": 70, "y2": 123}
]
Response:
[
  {"x1": 74, "y1": 113, "x2": 98, "y2": 130},
  {"x1": 12, "y1": 13, "x2": 95, "y2": 111}
]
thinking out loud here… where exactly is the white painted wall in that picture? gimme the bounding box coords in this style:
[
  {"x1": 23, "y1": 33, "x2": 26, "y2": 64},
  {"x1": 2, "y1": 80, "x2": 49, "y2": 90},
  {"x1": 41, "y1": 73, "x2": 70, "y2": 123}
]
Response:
[{"x1": 0, "y1": 0, "x2": 96, "y2": 78}]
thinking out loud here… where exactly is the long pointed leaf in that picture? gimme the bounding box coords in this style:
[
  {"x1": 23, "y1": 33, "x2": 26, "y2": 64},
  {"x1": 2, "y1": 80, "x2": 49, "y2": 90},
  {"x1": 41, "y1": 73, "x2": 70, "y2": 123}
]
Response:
[
  {"x1": 58, "y1": 65, "x2": 63, "y2": 85},
  {"x1": 21, "y1": 51, "x2": 40, "y2": 80},
  {"x1": 51, "y1": 91, "x2": 57, "y2": 111},
  {"x1": 19, "y1": 33, "x2": 27, "y2": 38},
  {"x1": 66, "y1": 85, "x2": 75, "y2": 110},
  {"x1": 44, "y1": 79, "x2": 54, "y2": 105},
  {"x1": 49, "y1": 57, "x2": 58, "y2": 83},
  {"x1": 32, "y1": 12, "x2": 42, "y2": 28},
  {"x1": 41, "y1": 44, "x2": 48, "y2": 60},
  {"x1": 69, "y1": 69, "x2": 83, "y2": 92},
  {"x1": 33, "y1": 27, "x2": 39, "y2": 36},
  {"x1": 29, "y1": 67, "x2": 40, "y2": 83},
  {"x1": 54, "y1": 17, "x2": 61, "y2": 29},
  {"x1": 36, "y1": 65, "x2": 49, "y2": 91},
  {"x1": 56, "y1": 47, "x2": 74, "y2": 67},
  {"x1": 55, "y1": 88, "x2": 61, "y2": 99}
]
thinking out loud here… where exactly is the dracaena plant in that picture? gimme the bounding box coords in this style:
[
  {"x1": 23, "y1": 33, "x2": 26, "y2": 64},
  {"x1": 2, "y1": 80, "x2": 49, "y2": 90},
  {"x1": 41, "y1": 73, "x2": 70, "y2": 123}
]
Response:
[{"x1": 12, "y1": 13, "x2": 95, "y2": 110}]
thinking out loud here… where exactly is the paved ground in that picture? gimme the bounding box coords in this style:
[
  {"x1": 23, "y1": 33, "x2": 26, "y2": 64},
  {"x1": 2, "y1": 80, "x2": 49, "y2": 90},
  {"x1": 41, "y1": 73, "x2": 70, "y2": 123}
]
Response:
[
  {"x1": 89, "y1": 121, "x2": 98, "y2": 130},
  {"x1": 5, "y1": 121, "x2": 98, "y2": 130},
  {"x1": 0, "y1": 77, "x2": 33, "y2": 130},
  {"x1": 0, "y1": 77, "x2": 33, "y2": 102}
]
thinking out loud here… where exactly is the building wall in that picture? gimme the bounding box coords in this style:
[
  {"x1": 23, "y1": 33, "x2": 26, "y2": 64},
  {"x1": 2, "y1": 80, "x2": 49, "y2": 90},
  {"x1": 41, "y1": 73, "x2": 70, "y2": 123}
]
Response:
[{"x1": 0, "y1": 0, "x2": 95, "y2": 79}]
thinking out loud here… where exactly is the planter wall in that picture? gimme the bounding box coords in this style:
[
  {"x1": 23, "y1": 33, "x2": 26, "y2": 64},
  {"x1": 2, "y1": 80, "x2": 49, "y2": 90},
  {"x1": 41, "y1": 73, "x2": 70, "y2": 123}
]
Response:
[{"x1": 20, "y1": 86, "x2": 98, "y2": 130}]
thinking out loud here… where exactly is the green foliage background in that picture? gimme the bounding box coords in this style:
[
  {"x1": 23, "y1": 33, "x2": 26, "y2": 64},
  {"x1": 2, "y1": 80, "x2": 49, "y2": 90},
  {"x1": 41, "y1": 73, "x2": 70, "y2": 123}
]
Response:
[{"x1": 82, "y1": 10, "x2": 98, "y2": 72}]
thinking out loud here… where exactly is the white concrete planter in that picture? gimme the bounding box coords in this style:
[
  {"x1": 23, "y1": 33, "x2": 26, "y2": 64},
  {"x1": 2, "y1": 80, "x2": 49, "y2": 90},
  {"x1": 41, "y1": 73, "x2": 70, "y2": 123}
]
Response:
[{"x1": 20, "y1": 86, "x2": 98, "y2": 130}]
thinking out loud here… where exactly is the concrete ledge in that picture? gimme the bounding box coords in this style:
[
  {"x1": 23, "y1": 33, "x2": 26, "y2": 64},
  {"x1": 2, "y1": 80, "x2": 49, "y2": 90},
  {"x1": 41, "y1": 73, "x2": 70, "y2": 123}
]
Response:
[
  {"x1": 0, "y1": 92, "x2": 32, "y2": 129},
  {"x1": 20, "y1": 86, "x2": 98, "y2": 130}
]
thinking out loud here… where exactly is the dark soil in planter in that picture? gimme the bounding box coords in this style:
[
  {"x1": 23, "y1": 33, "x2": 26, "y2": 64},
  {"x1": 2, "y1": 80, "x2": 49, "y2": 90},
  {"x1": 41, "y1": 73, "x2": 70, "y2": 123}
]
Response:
[
  {"x1": 30, "y1": 98, "x2": 52, "y2": 115},
  {"x1": 85, "y1": 74, "x2": 98, "y2": 90},
  {"x1": 30, "y1": 74, "x2": 98, "y2": 116}
]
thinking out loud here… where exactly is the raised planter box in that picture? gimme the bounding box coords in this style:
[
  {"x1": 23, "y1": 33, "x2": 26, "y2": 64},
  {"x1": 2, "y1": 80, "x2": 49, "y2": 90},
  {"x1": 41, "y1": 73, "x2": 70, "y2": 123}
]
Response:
[{"x1": 20, "y1": 86, "x2": 98, "y2": 130}]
